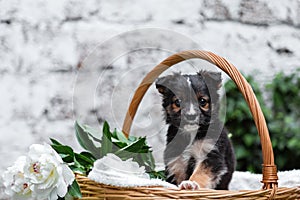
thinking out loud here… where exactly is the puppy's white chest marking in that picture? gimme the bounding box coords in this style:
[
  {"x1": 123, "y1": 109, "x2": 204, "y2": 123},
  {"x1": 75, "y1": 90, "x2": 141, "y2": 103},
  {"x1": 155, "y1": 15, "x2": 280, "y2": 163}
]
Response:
[
  {"x1": 183, "y1": 124, "x2": 199, "y2": 132},
  {"x1": 167, "y1": 139, "x2": 217, "y2": 183},
  {"x1": 185, "y1": 139, "x2": 216, "y2": 162}
]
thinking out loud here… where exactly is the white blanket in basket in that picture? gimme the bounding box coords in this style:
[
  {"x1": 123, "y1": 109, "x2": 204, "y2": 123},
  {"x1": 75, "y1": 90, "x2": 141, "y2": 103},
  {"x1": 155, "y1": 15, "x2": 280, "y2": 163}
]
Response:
[{"x1": 88, "y1": 154, "x2": 300, "y2": 190}]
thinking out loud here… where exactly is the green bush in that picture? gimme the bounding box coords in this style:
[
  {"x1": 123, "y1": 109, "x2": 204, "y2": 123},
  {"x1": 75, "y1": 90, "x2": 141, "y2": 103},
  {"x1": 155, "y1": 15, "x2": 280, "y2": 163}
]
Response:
[{"x1": 223, "y1": 69, "x2": 300, "y2": 173}]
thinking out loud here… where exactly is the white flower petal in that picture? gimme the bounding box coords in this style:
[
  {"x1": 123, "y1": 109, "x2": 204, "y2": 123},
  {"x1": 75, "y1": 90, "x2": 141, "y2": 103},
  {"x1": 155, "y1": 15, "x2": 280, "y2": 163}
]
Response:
[
  {"x1": 56, "y1": 179, "x2": 68, "y2": 197},
  {"x1": 49, "y1": 188, "x2": 59, "y2": 200},
  {"x1": 5, "y1": 143, "x2": 75, "y2": 200},
  {"x1": 37, "y1": 169, "x2": 58, "y2": 190},
  {"x1": 61, "y1": 164, "x2": 75, "y2": 185}
]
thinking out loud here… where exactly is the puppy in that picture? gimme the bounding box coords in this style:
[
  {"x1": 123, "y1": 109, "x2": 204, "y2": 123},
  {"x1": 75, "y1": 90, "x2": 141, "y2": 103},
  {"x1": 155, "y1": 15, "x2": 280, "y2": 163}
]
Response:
[{"x1": 156, "y1": 71, "x2": 235, "y2": 190}]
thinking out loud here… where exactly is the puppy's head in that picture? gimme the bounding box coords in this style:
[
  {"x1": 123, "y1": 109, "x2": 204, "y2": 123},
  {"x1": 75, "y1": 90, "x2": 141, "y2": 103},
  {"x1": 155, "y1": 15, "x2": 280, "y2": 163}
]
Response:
[{"x1": 156, "y1": 71, "x2": 222, "y2": 131}]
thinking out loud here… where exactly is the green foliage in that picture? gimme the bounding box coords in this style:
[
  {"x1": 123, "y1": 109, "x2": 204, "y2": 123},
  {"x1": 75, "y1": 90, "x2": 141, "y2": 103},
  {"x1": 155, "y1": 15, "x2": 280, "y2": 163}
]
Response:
[
  {"x1": 74, "y1": 121, "x2": 102, "y2": 158},
  {"x1": 67, "y1": 180, "x2": 82, "y2": 199},
  {"x1": 266, "y1": 69, "x2": 300, "y2": 170},
  {"x1": 97, "y1": 121, "x2": 165, "y2": 179},
  {"x1": 50, "y1": 138, "x2": 96, "y2": 175},
  {"x1": 223, "y1": 75, "x2": 265, "y2": 172},
  {"x1": 51, "y1": 121, "x2": 165, "y2": 180},
  {"x1": 51, "y1": 121, "x2": 166, "y2": 198},
  {"x1": 223, "y1": 69, "x2": 300, "y2": 173}
]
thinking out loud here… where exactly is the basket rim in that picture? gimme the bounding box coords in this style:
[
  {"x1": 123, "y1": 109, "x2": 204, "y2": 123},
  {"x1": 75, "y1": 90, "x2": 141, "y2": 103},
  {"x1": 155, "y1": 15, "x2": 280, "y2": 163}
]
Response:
[{"x1": 76, "y1": 174, "x2": 300, "y2": 199}]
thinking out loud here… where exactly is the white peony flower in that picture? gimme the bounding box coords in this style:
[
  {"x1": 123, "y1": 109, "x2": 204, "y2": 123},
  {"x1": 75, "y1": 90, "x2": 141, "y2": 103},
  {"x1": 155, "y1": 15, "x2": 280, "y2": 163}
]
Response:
[
  {"x1": 2, "y1": 156, "x2": 33, "y2": 200},
  {"x1": 2, "y1": 144, "x2": 75, "y2": 200},
  {"x1": 23, "y1": 144, "x2": 75, "y2": 200}
]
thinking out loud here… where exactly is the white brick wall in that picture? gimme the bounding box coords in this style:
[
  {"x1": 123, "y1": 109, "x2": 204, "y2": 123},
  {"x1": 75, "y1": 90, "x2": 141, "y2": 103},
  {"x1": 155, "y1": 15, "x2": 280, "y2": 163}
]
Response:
[{"x1": 1, "y1": 0, "x2": 300, "y2": 198}]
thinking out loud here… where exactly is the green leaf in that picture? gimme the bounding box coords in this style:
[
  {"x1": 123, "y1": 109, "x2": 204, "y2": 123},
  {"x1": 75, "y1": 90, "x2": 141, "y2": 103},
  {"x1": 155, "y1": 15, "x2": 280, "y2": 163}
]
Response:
[
  {"x1": 75, "y1": 153, "x2": 95, "y2": 167},
  {"x1": 69, "y1": 165, "x2": 86, "y2": 175},
  {"x1": 138, "y1": 153, "x2": 155, "y2": 174},
  {"x1": 68, "y1": 180, "x2": 82, "y2": 199},
  {"x1": 114, "y1": 137, "x2": 148, "y2": 160},
  {"x1": 112, "y1": 141, "x2": 128, "y2": 148},
  {"x1": 128, "y1": 136, "x2": 137, "y2": 142},
  {"x1": 114, "y1": 129, "x2": 128, "y2": 143},
  {"x1": 243, "y1": 134, "x2": 255, "y2": 147},
  {"x1": 50, "y1": 138, "x2": 62, "y2": 145},
  {"x1": 51, "y1": 144, "x2": 74, "y2": 155},
  {"x1": 75, "y1": 121, "x2": 102, "y2": 144},
  {"x1": 51, "y1": 144, "x2": 75, "y2": 163},
  {"x1": 74, "y1": 121, "x2": 101, "y2": 158},
  {"x1": 80, "y1": 151, "x2": 96, "y2": 161},
  {"x1": 100, "y1": 121, "x2": 113, "y2": 157},
  {"x1": 102, "y1": 121, "x2": 111, "y2": 135},
  {"x1": 148, "y1": 170, "x2": 166, "y2": 180},
  {"x1": 81, "y1": 124, "x2": 102, "y2": 143}
]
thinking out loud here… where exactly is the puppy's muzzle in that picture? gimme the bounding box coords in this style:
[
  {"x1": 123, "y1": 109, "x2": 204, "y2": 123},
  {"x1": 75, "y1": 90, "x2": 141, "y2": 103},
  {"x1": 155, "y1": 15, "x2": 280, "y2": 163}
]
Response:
[
  {"x1": 184, "y1": 113, "x2": 198, "y2": 121},
  {"x1": 182, "y1": 104, "x2": 200, "y2": 124}
]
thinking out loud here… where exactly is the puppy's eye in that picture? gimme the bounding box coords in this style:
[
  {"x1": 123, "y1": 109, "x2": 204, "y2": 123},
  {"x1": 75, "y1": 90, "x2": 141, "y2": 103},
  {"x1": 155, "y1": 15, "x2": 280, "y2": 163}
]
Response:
[
  {"x1": 199, "y1": 98, "x2": 208, "y2": 107},
  {"x1": 174, "y1": 99, "x2": 181, "y2": 107}
]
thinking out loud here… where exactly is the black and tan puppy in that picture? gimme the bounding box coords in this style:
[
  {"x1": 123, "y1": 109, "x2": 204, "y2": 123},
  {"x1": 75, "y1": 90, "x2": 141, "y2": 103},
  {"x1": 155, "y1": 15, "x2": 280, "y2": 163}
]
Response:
[{"x1": 156, "y1": 71, "x2": 235, "y2": 190}]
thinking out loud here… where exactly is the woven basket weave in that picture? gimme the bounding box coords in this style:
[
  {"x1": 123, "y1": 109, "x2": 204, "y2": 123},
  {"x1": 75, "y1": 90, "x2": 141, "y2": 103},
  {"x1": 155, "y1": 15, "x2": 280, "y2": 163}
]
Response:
[{"x1": 76, "y1": 50, "x2": 300, "y2": 199}]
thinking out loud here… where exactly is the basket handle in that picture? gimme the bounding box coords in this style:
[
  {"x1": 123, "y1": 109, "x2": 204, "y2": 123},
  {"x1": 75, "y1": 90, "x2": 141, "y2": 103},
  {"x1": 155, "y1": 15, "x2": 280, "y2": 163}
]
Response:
[{"x1": 121, "y1": 50, "x2": 278, "y2": 190}]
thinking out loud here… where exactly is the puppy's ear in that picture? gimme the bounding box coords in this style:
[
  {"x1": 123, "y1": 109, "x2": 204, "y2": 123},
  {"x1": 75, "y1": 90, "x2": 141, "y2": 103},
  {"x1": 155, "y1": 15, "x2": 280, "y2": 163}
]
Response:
[
  {"x1": 198, "y1": 71, "x2": 222, "y2": 89},
  {"x1": 156, "y1": 73, "x2": 182, "y2": 95},
  {"x1": 155, "y1": 77, "x2": 169, "y2": 95}
]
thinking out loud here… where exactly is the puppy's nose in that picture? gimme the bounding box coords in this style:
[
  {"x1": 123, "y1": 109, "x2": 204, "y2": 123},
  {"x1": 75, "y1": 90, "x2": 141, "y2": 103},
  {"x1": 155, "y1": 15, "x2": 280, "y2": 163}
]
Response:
[{"x1": 185, "y1": 114, "x2": 197, "y2": 121}]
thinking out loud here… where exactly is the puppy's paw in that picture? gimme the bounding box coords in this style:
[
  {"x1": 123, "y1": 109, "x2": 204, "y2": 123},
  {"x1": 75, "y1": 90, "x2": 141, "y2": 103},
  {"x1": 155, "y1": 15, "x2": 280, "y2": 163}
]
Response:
[{"x1": 179, "y1": 180, "x2": 200, "y2": 190}]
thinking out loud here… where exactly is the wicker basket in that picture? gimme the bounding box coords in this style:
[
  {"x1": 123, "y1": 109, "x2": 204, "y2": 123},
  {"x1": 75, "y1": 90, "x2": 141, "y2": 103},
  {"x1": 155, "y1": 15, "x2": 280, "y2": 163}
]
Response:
[{"x1": 76, "y1": 50, "x2": 300, "y2": 199}]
